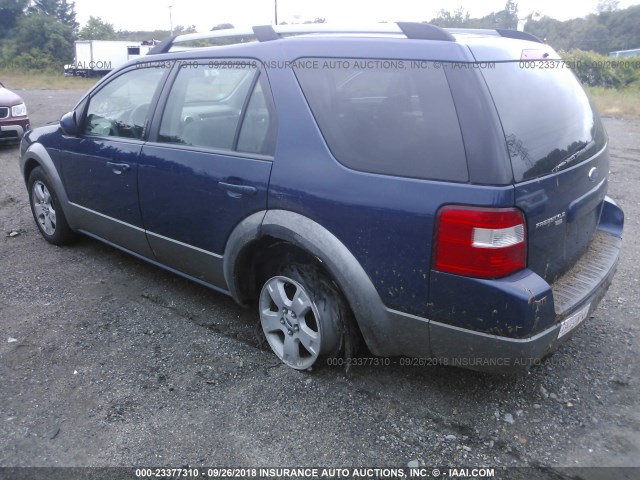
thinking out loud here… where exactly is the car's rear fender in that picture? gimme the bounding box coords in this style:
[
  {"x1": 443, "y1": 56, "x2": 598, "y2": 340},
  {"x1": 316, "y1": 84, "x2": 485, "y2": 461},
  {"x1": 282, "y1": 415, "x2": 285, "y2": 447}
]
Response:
[
  {"x1": 428, "y1": 196, "x2": 624, "y2": 338},
  {"x1": 223, "y1": 209, "x2": 432, "y2": 357}
]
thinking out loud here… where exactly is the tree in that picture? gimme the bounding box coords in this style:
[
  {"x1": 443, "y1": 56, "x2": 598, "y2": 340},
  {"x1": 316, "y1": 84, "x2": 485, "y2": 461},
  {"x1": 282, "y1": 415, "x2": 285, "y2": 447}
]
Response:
[
  {"x1": 430, "y1": 1, "x2": 517, "y2": 29},
  {"x1": 525, "y1": 5, "x2": 640, "y2": 54},
  {"x1": 430, "y1": 7, "x2": 470, "y2": 27},
  {"x1": 115, "y1": 30, "x2": 172, "y2": 41},
  {"x1": 10, "y1": 13, "x2": 75, "y2": 68},
  {"x1": 0, "y1": 0, "x2": 28, "y2": 39},
  {"x1": 568, "y1": 17, "x2": 610, "y2": 52},
  {"x1": 303, "y1": 18, "x2": 326, "y2": 24},
  {"x1": 597, "y1": 0, "x2": 620, "y2": 13},
  {"x1": 29, "y1": 0, "x2": 78, "y2": 33},
  {"x1": 174, "y1": 24, "x2": 197, "y2": 34},
  {"x1": 499, "y1": 0, "x2": 519, "y2": 29},
  {"x1": 78, "y1": 16, "x2": 117, "y2": 40},
  {"x1": 475, "y1": 1, "x2": 519, "y2": 29},
  {"x1": 524, "y1": 16, "x2": 563, "y2": 44},
  {"x1": 211, "y1": 23, "x2": 234, "y2": 31}
]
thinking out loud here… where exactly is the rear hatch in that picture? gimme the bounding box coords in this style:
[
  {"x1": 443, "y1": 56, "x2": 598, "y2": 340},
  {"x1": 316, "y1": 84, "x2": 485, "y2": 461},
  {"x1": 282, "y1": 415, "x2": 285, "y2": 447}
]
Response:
[{"x1": 472, "y1": 40, "x2": 608, "y2": 284}]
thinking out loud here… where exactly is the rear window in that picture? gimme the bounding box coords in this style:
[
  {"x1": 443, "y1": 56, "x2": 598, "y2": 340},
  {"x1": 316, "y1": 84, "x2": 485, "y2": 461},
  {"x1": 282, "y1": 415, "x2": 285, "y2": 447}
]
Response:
[
  {"x1": 481, "y1": 62, "x2": 606, "y2": 182},
  {"x1": 293, "y1": 59, "x2": 468, "y2": 182}
]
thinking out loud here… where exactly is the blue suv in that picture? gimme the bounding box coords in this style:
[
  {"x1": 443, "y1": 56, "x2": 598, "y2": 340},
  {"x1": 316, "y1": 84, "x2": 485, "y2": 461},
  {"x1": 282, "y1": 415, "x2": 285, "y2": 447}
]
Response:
[{"x1": 19, "y1": 23, "x2": 624, "y2": 372}]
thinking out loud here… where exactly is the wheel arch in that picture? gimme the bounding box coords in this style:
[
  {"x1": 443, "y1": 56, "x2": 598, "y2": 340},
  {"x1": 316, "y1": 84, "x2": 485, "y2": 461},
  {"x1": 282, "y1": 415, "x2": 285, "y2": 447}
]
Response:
[
  {"x1": 22, "y1": 157, "x2": 41, "y2": 186},
  {"x1": 21, "y1": 143, "x2": 77, "y2": 230},
  {"x1": 223, "y1": 209, "x2": 393, "y2": 354}
]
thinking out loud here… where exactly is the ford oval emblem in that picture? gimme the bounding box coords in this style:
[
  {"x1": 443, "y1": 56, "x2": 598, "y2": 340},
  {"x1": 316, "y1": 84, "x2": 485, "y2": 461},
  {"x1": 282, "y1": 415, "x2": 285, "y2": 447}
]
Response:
[{"x1": 588, "y1": 167, "x2": 599, "y2": 182}]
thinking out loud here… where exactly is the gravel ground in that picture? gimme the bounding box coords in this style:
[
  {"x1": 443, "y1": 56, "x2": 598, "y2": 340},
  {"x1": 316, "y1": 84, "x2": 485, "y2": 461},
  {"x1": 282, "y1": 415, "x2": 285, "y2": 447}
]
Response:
[{"x1": 0, "y1": 89, "x2": 638, "y2": 477}]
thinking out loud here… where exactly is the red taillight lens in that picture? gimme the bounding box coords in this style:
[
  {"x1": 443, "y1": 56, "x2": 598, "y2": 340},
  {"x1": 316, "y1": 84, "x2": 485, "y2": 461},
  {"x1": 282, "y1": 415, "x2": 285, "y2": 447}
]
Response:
[{"x1": 434, "y1": 206, "x2": 526, "y2": 279}]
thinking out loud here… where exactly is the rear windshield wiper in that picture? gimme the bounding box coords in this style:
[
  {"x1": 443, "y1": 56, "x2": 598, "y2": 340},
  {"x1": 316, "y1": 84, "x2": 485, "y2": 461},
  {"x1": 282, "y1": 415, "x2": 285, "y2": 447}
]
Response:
[{"x1": 552, "y1": 140, "x2": 596, "y2": 173}]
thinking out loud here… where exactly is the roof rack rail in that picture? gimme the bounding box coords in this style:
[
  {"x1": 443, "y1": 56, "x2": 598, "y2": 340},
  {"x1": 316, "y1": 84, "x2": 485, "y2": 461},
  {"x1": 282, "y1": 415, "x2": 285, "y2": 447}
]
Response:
[
  {"x1": 446, "y1": 27, "x2": 542, "y2": 44},
  {"x1": 148, "y1": 35, "x2": 176, "y2": 55},
  {"x1": 495, "y1": 29, "x2": 543, "y2": 43},
  {"x1": 147, "y1": 22, "x2": 454, "y2": 55},
  {"x1": 397, "y1": 22, "x2": 455, "y2": 42},
  {"x1": 146, "y1": 23, "x2": 542, "y2": 55},
  {"x1": 253, "y1": 25, "x2": 280, "y2": 42}
]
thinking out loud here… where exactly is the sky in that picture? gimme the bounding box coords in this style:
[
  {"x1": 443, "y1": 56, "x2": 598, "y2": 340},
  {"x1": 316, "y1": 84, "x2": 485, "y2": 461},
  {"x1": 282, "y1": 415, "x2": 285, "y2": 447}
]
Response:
[{"x1": 70, "y1": 0, "x2": 640, "y2": 33}]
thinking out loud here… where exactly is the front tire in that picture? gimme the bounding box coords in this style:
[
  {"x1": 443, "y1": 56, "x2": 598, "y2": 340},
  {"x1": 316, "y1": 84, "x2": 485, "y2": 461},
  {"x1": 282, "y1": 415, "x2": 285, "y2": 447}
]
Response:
[
  {"x1": 28, "y1": 167, "x2": 75, "y2": 245},
  {"x1": 259, "y1": 264, "x2": 347, "y2": 370}
]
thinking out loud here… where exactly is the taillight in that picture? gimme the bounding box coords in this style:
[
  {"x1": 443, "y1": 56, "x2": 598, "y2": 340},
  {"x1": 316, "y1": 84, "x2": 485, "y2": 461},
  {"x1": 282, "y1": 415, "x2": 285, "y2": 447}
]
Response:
[{"x1": 434, "y1": 206, "x2": 526, "y2": 279}]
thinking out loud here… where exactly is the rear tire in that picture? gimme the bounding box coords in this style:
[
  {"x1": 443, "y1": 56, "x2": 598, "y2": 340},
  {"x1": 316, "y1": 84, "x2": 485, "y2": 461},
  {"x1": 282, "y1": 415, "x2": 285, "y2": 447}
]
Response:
[
  {"x1": 259, "y1": 263, "x2": 348, "y2": 370},
  {"x1": 28, "y1": 167, "x2": 75, "y2": 245}
]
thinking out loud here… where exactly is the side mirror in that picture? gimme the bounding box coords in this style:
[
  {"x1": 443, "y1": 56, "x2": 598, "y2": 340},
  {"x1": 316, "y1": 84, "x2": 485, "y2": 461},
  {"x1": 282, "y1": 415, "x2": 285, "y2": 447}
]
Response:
[{"x1": 60, "y1": 111, "x2": 79, "y2": 136}]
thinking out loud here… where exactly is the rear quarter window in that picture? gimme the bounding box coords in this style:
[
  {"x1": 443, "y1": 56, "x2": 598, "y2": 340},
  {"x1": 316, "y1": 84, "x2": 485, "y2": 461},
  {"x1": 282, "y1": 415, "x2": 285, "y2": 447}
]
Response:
[{"x1": 294, "y1": 59, "x2": 468, "y2": 182}]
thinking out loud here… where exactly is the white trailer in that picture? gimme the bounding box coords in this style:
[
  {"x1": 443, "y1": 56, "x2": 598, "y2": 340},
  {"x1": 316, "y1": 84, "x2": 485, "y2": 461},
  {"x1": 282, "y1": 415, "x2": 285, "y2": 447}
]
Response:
[{"x1": 64, "y1": 40, "x2": 154, "y2": 77}]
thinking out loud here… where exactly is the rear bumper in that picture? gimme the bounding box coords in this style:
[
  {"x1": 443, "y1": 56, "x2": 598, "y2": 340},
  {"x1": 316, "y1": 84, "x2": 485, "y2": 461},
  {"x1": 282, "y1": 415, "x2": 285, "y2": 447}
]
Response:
[
  {"x1": 429, "y1": 228, "x2": 621, "y2": 372},
  {"x1": 393, "y1": 197, "x2": 623, "y2": 373}
]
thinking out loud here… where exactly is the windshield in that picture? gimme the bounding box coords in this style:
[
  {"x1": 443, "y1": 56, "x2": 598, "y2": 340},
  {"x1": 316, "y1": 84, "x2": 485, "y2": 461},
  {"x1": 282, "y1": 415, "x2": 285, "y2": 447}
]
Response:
[{"x1": 481, "y1": 62, "x2": 606, "y2": 182}]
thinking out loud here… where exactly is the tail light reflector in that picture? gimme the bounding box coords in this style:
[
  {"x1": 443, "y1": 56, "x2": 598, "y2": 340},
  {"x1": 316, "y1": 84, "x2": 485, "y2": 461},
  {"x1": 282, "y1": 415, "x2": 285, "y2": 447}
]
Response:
[{"x1": 434, "y1": 206, "x2": 526, "y2": 279}]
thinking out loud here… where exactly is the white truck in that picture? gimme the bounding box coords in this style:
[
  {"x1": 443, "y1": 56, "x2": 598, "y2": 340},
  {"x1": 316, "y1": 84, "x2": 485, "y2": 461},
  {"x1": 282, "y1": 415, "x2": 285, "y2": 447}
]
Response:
[{"x1": 64, "y1": 40, "x2": 155, "y2": 77}]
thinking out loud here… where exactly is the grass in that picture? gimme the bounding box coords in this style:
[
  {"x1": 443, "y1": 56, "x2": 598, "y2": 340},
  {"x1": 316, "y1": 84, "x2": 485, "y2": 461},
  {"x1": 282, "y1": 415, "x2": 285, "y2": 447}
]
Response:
[
  {"x1": 1, "y1": 71, "x2": 98, "y2": 90},
  {"x1": 587, "y1": 85, "x2": 640, "y2": 117}
]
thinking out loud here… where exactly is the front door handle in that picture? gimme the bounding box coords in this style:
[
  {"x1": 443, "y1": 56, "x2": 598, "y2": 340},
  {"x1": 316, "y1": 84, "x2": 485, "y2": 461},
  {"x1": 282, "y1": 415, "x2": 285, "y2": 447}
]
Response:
[
  {"x1": 106, "y1": 161, "x2": 131, "y2": 175},
  {"x1": 218, "y1": 181, "x2": 258, "y2": 197}
]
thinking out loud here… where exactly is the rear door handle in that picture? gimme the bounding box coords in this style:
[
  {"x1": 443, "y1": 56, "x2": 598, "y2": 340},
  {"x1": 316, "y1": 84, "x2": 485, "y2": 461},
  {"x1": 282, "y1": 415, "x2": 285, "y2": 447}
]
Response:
[
  {"x1": 218, "y1": 181, "x2": 258, "y2": 197},
  {"x1": 106, "y1": 162, "x2": 131, "y2": 175}
]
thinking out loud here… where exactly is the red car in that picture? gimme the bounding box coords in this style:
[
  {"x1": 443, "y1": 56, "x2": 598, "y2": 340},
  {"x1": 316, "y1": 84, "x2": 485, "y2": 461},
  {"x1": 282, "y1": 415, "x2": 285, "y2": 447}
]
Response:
[{"x1": 0, "y1": 81, "x2": 29, "y2": 144}]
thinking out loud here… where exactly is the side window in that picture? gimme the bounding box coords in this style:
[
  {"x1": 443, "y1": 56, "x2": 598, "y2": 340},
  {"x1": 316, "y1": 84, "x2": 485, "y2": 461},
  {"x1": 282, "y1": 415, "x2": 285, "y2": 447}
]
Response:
[
  {"x1": 158, "y1": 62, "x2": 258, "y2": 152},
  {"x1": 340, "y1": 70, "x2": 399, "y2": 98},
  {"x1": 294, "y1": 59, "x2": 468, "y2": 182},
  {"x1": 237, "y1": 78, "x2": 275, "y2": 155},
  {"x1": 84, "y1": 67, "x2": 165, "y2": 139}
]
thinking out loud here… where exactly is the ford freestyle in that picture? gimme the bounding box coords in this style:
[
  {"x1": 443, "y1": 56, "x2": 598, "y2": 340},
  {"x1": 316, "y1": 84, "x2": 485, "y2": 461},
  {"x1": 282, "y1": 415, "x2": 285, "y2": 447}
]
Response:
[{"x1": 19, "y1": 23, "x2": 624, "y2": 372}]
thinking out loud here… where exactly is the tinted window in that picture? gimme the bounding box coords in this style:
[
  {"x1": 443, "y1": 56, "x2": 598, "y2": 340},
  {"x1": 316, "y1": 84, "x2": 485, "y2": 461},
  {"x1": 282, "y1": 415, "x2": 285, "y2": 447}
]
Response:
[
  {"x1": 237, "y1": 79, "x2": 275, "y2": 155},
  {"x1": 158, "y1": 63, "x2": 257, "y2": 152},
  {"x1": 84, "y1": 67, "x2": 165, "y2": 139},
  {"x1": 294, "y1": 59, "x2": 468, "y2": 182},
  {"x1": 481, "y1": 62, "x2": 606, "y2": 182}
]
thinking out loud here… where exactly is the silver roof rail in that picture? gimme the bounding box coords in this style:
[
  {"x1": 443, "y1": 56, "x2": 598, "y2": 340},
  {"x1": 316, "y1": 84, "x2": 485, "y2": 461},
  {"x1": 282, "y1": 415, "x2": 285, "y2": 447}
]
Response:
[
  {"x1": 447, "y1": 28, "x2": 542, "y2": 43},
  {"x1": 147, "y1": 22, "x2": 539, "y2": 55},
  {"x1": 148, "y1": 22, "x2": 455, "y2": 54}
]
